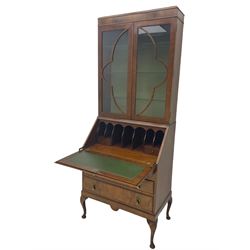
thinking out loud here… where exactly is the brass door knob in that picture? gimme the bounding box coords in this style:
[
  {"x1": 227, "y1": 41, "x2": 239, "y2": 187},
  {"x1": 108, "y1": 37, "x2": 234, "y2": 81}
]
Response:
[{"x1": 92, "y1": 184, "x2": 96, "y2": 191}]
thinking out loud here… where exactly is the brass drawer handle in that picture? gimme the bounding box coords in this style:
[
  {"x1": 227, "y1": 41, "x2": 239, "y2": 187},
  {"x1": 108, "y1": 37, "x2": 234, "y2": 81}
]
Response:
[
  {"x1": 136, "y1": 197, "x2": 141, "y2": 205},
  {"x1": 92, "y1": 184, "x2": 96, "y2": 191}
]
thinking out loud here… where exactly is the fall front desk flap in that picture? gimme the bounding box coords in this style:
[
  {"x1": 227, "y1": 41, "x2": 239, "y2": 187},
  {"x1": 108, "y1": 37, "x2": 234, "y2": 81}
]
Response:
[{"x1": 56, "y1": 149, "x2": 154, "y2": 186}]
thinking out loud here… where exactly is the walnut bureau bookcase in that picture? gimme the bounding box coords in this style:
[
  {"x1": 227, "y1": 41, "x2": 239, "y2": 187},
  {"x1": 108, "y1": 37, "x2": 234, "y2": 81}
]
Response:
[{"x1": 56, "y1": 6, "x2": 184, "y2": 249}]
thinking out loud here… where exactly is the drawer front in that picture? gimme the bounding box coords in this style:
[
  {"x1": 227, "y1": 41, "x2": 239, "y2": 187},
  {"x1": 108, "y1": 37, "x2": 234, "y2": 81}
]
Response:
[
  {"x1": 84, "y1": 176, "x2": 153, "y2": 212},
  {"x1": 138, "y1": 180, "x2": 154, "y2": 194}
]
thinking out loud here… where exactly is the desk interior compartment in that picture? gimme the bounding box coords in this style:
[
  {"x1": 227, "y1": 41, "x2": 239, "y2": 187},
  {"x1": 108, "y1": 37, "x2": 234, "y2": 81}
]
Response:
[{"x1": 56, "y1": 119, "x2": 166, "y2": 187}]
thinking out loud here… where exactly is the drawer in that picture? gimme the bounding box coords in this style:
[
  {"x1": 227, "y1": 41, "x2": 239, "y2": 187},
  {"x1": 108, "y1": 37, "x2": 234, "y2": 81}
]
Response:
[
  {"x1": 84, "y1": 176, "x2": 153, "y2": 213},
  {"x1": 138, "y1": 179, "x2": 154, "y2": 194}
]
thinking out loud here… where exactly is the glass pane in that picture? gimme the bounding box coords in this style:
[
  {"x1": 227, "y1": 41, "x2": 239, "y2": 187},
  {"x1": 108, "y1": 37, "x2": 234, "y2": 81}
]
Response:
[
  {"x1": 135, "y1": 24, "x2": 170, "y2": 118},
  {"x1": 102, "y1": 29, "x2": 129, "y2": 114}
]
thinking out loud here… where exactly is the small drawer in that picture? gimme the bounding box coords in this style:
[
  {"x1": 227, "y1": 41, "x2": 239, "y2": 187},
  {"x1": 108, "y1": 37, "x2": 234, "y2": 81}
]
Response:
[{"x1": 84, "y1": 176, "x2": 153, "y2": 213}]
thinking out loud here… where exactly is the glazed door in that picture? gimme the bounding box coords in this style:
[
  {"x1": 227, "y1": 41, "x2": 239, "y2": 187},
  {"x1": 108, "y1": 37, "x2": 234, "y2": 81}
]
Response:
[
  {"x1": 99, "y1": 24, "x2": 133, "y2": 119},
  {"x1": 132, "y1": 20, "x2": 175, "y2": 123}
]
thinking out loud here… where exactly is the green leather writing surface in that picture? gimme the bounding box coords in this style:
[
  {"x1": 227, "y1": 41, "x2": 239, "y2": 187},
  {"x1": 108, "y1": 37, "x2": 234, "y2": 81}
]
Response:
[{"x1": 60, "y1": 151, "x2": 144, "y2": 180}]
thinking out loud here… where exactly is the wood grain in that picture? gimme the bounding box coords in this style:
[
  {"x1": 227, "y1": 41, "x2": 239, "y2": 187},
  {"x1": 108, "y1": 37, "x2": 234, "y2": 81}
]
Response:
[
  {"x1": 98, "y1": 6, "x2": 184, "y2": 25},
  {"x1": 86, "y1": 143, "x2": 157, "y2": 166},
  {"x1": 84, "y1": 176, "x2": 153, "y2": 212}
]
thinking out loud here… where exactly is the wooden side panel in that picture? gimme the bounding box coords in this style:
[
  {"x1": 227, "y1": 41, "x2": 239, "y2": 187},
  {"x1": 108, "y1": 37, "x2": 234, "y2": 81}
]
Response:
[
  {"x1": 154, "y1": 123, "x2": 176, "y2": 213},
  {"x1": 169, "y1": 19, "x2": 184, "y2": 123}
]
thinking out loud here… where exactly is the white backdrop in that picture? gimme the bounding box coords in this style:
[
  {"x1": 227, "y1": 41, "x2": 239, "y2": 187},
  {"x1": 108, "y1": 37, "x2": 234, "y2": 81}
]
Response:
[{"x1": 0, "y1": 0, "x2": 250, "y2": 249}]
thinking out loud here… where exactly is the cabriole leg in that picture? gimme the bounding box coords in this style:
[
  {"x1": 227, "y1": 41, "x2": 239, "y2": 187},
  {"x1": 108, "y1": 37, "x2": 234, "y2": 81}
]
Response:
[
  {"x1": 80, "y1": 193, "x2": 87, "y2": 219},
  {"x1": 147, "y1": 219, "x2": 158, "y2": 249},
  {"x1": 166, "y1": 196, "x2": 172, "y2": 220}
]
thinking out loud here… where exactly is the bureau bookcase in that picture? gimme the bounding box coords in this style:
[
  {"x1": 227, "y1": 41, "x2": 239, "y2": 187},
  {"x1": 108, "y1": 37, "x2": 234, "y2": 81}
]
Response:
[{"x1": 56, "y1": 6, "x2": 184, "y2": 248}]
